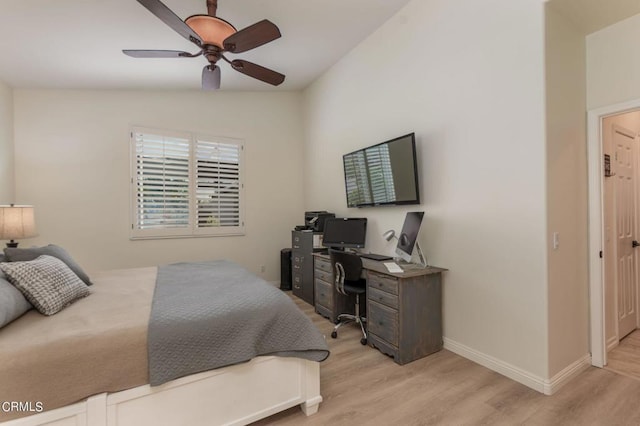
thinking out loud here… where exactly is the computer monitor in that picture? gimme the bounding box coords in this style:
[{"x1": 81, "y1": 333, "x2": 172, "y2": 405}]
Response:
[
  {"x1": 395, "y1": 212, "x2": 424, "y2": 263},
  {"x1": 322, "y1": 217, "x2": 367, "y2": 249}
]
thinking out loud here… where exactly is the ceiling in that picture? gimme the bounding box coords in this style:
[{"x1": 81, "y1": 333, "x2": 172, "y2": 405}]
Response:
[
  {"x1": 4, "y1": 1, "x2": 638, "y2": 92},
  {"x1": 0, "y1": 0, "x2": 412, "y2": 91},
  {"x1": 548, "y1": 0, "x2": 640, "y2": 35}
]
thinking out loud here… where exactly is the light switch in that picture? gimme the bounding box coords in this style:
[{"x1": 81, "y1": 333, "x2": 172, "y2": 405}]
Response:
[{"x1": 553, "y1": 232, "x2": 560, "y2": 250}]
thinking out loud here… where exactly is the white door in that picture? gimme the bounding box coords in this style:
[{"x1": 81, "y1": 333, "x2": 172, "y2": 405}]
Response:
[{"x1": 613, "y1": 125, "x2": 638, "y2": 340}]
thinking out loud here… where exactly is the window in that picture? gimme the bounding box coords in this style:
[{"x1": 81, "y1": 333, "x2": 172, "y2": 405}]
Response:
[{"x1": 130, "y1": 127, "x2": 244, "y2": 239}]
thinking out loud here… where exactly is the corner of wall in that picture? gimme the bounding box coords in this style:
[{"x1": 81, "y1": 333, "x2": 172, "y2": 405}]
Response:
[
  {"x1": 0, "y1": 80, "x2": 14, "y2": 203},
  {"x1": 544, "y1": 3, "x2": 590, "y2": 379}
]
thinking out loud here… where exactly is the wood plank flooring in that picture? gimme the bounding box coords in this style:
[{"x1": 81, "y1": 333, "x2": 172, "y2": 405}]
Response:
[
  {"x1": 606, "y1": 329, "x2": 640, "y2": 381},
  {"x1": 252, "y1": 294, "x2": 640, "y2": 425}
]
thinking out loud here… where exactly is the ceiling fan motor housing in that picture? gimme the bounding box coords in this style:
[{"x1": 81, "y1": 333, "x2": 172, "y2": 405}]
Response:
[{"x1": 185, "y1": 15, "x2": 236, "y2": 49}]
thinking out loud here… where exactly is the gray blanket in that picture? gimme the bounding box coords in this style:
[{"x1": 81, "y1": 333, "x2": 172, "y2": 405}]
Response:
[{"x1": 148, "y1": 260, "x2": 329, "y2": 386}]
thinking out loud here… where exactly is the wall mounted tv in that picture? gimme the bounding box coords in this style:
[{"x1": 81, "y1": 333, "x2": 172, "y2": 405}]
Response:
[{"x1": 343, "y1": 133, "x2": 420, "y2": 208}]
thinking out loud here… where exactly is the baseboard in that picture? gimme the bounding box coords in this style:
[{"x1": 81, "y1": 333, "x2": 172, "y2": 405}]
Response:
[
  {"x1": 443, "y1": 338, "x2": 590, "y2": 395},
  {"x1": 542, "y1": 354, "x2": 591, "y2": 395},
  {"x1": 607, "y1": 335, "x2": 619, "y2": 352}
]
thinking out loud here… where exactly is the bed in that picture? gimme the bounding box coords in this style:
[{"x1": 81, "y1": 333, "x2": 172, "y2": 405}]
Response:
[{"x1": 0, "y1": 260, "x2": 328, "y2": 426}]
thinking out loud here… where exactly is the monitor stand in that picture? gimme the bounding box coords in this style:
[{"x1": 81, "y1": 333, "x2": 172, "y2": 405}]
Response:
[{"x1": 397, "y1": 242, "x2": 428, "y2": 269}]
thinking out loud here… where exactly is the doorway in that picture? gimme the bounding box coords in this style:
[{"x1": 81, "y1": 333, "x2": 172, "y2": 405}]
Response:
[{"x1": 588, "y1": 101, "x2": 640, "y2": 367}]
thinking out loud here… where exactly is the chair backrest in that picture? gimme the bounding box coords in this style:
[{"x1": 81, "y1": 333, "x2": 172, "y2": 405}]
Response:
[{"x1": 329, "y1": 249, "x2": 363, "y2": 286}]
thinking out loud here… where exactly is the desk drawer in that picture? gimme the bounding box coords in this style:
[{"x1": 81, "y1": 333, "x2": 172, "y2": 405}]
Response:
[
  {"x1": 314, "y1": 257, "x2": 332, "y2": 274},
  {"x1": 368, "y1": 300, "x2": 398, "y2": 346},
  {"x1": 368, "y1": 286, "x2": 399, "y2": 309},
  {"x1": 292, "y1": 231, "x2": 313, "y2": 252},
  {"x1": 368, "y1": 271, "x2": 399, "y2": 295},
  {"x1": 314, "y1": 280, "x2": 333, "y2": 308},
  {"x1": 292, "y1": 272, "x2": 303, "y2": 291},
  {"x1": 292, "y1": 253, "x2": 305, "y2": 266},
  {"x1": 314, "y1": 268, "x2": 332, "y2": 284}
]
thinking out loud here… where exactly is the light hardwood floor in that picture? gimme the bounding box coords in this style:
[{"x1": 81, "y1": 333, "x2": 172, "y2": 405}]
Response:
[
  {"x1": 253, "y1": 295, "x2": 640, "y2": 425},
  {"x1": 606, "y1": 329, "x2": 640, "y2": 382}
]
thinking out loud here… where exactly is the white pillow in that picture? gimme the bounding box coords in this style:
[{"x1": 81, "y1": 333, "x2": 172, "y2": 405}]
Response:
[{"x1": 0, "y1": 255, "x2": 90, "y2": 316}]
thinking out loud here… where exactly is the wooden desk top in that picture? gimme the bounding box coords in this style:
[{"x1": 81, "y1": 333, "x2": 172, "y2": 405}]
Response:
[{"x1": 313, "y1": 252, "x2": 447, "y2": 279}]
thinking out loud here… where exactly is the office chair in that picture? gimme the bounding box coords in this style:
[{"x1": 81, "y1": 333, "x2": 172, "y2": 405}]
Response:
[{"x1": 329, "y1": 249, "x2": 367, "y2": 345}]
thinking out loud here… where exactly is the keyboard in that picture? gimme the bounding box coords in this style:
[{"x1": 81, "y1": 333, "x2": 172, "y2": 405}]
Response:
[{"x1": 359, "y1": 253, "x2": 393, "y2": 261}]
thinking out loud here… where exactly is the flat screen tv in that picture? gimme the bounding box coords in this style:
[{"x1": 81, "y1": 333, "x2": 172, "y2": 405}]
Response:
[{"x1": 342, "y1": 133, "x2": 420, "y2": 208}]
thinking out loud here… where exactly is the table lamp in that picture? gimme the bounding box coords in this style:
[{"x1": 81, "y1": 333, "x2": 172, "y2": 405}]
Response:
[
  {"x1": 383, "y1": 229, "x2": 397, "y2": 242},
  {"x1": 0, "y1": 204, "x2": 37, "y2": 248}
]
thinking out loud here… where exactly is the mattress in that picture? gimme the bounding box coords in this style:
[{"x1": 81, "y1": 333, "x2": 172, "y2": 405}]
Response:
[{"x1": 0, "y1": 267, "x2": 156, "y2": 422}]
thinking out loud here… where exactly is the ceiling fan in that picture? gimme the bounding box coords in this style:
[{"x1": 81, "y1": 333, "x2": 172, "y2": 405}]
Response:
[{"x1": 123, "y1": 0, "x2": 285, "y2": 90}]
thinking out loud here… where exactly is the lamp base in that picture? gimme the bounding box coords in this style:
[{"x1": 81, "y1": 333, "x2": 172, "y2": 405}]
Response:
[{"x1": 5, "y1": 240, "x2": 18, "y2": 248}]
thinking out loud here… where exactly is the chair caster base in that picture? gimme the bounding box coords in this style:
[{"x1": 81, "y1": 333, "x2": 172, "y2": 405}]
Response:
[
  {"x1": 360, "y1": 338, "x2": 367, "y2": 345},
  {"x1": 331, "y1": 331, "x2": 337, "y2": 339}
]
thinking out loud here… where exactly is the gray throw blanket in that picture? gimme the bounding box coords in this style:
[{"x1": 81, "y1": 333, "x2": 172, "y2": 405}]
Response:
[{"x1": 148, "y1": 260, "x2": 329, "y2": 386}]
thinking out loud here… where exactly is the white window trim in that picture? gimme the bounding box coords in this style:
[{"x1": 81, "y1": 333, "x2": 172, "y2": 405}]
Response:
[{"x1": 129, "y1": 126, "x2": 245, "y2": 240}]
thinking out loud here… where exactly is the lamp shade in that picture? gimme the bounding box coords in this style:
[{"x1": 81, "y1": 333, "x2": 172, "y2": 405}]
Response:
[
  {"x1": 0, "y1": 205, "x2": 37, "y2": 240},
  {"x1": 383, "y1": 230, "x2": 396, "y2": 242}
]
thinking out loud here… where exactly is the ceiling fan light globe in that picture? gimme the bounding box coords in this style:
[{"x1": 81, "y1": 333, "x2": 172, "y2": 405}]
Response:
[
  {"x1": 185, "y1": 15, "x2": 236, "y2": 49},
  {"x1": 202, "y1": 65, "x2": 221, "y2": 90}
]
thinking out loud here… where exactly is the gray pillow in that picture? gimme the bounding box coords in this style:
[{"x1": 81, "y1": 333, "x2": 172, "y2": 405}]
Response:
[
  {"x1": 4, "y1": 244, "x2": 92, "y2": 286},
  {"x1": 0, "y1": 255, "x2": 90, "y2": 316},
  {"x1": 0, "y1": 270, "x2": 32, "y2": 328}
]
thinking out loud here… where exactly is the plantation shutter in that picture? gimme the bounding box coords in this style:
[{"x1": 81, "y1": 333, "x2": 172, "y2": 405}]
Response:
[
  {"x1": 195, "y1": 138, "x2": 242, "y2": 231},
  {"x1": 130, "y1": 128, "x2": 244, "y2": 239},
  {"x1": 132, "y1": 130, "x2": 191, "y2": 235}
]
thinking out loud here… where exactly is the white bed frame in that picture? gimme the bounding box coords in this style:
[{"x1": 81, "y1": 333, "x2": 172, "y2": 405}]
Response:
[{"x1": 2, "y1": 356, "x2": 321, "y2": 426}]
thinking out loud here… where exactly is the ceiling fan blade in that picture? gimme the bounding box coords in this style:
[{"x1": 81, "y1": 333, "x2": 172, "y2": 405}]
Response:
[
  {"x1": 223, "y1": 20, "x2": 281, "y2": 53},
  {"x1": 123, "y1": 49, "x2": 196, "y2": 58},
  {"x1": 136, "y1": 0, "x2": 202, "y2": 46},
  {"x1": 231, "y1": 60, "x2": 285, "y2": 86},
  {"x1": 202, "y1": 65, "x2": 221, "y2": 90}
]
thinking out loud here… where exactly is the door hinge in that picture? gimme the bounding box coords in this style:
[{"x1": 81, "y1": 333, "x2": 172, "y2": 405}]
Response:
[{"x1": 599, "y1": 250, "x2": 603, "y2": 259}]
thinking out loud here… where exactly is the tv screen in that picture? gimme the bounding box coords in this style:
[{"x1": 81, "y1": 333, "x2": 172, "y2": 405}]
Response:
[
  {"x1": 343, "y1": 133, "x2": 420, "y2": 208},
  {"x1": 322, "y1": 217, "x2": 367, "y2": 249}
]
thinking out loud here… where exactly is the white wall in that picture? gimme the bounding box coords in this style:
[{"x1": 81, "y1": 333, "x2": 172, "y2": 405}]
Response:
[
  {"x1": 0, "y1": 80, "x2": 13, "y2": 204},
  {"x1": 587, "y1": 13, "x2": 640, "y2": 109},
  {"x1": 544, "y1": 4, "x2": 589, "y2": 377},
  {"x1": 13, "y1": 89, "x2": 305, "y2": 279},
  {"x1": 303, "y1": 0, "x2": 549, "y2": 379}
]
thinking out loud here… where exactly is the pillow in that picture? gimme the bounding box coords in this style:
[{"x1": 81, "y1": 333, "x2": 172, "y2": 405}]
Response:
[
  {"x1": 0, "y1": 270, "x2": 33, "y2": 328},
  {"x1": 4, "y1": 244, "x2": 92, "y2": 286},
  {"x1": 0, "y1": 255, "x2": 90, "y2": 316}
]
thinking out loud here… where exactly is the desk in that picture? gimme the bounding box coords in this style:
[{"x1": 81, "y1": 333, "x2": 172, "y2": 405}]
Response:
[{"x1": 313, "y1": 253, "x2": 447, "y2": 365}]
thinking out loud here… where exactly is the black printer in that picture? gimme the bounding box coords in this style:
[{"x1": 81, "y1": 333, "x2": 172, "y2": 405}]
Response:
[{"x1": 303, "y1": 211, "x2": 335, "y2": 232}]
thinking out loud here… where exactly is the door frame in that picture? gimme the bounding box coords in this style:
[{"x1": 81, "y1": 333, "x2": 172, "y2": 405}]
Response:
[{"x1": 588, "y1": 98, "x2": 640, "y2": 367}]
